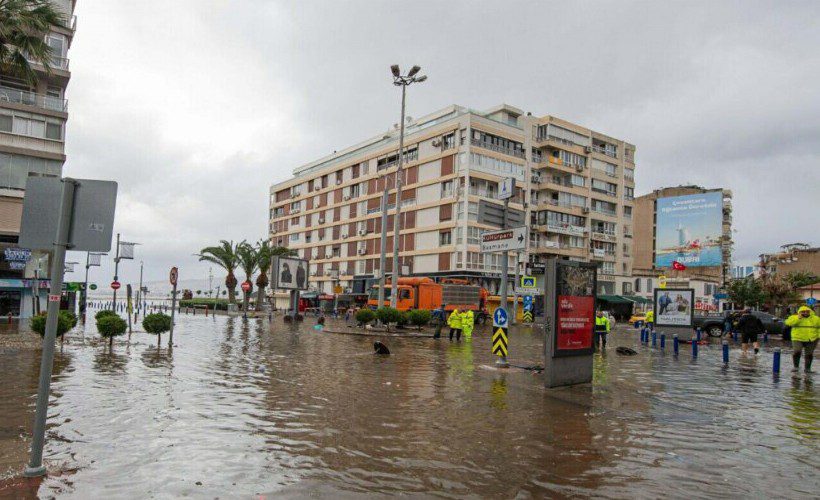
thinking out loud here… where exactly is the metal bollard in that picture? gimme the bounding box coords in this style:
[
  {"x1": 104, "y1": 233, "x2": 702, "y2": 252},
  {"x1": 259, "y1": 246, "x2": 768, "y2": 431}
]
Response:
[
  {"x1": 673, "y1": 334, "x2": 679, "y2": 356},
  {"x1": 763, "y1": 331, "x2": 768, "y2": 343},
  {"x1": 660, "y1": 333, "x2": 666, "y2": 350},
  {"x1": 692, "y1": 336, "x2": 698, "y2": 358},
  {"x1": 722, "y1": 340, "x2": 729, "y2": 363},
  {"x1": 773, "y1": 348, "x2": 781, "y2": 374},
  {"x1": 651, "y1": 331, "x2": 657, "y2": 347}
]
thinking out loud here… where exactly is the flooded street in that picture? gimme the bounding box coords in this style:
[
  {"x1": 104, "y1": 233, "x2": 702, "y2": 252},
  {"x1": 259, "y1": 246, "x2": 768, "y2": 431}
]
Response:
[{"x1": 1, "y1": 313, "x2": 818, "y2": 498}]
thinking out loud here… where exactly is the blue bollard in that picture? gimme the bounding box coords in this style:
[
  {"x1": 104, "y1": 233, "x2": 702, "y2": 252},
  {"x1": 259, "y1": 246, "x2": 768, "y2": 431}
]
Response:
[
  {"x1": 696, "y1": 328, "x2": 702, "y2": 342},
  {"x1": 722, "y1": 340, "x2": 729, "y2": 363},
  {"x1": 773, "y1": 348, "x2": 781, "y2": 374},
  {"x1": 660, "y1": 333, "x2": 666, "y2": 350},
  {"x1": 691, "y1": 336, "x2": 698, "y2": 358},
  {"x1": 732, "y1": 331, "x2": 738, "y2": 342},
  {"x1": 651, "y1": 331, "x2": 657, "y2": 347},
  {"x1": 673, "y1": 334, "x2": 679, "y2": 356}
]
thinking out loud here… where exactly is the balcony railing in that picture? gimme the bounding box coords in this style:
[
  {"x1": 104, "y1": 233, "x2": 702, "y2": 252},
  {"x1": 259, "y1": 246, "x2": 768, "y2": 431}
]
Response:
[
  {"x1": 592, "y1": 207, "x2": 617, "y2": 216},
  {"x1": 0, "y1": 86, "x2": 67, "y2": 112},
  {"x1": 591, "y1": 144, "x2": 617, "y2": 158},
  {"x1": 470, "y1": 138, "x2": 526, "y2": 159}
]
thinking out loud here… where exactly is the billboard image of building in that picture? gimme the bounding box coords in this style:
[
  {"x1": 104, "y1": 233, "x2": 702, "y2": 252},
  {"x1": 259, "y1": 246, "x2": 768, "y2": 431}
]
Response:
[{"x1": 654, "y1": 192, "x2": 723, "y2": 268}]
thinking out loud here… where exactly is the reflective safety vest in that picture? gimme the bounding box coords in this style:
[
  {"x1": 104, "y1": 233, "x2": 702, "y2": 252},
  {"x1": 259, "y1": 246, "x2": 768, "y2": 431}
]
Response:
[
  {"x1": 645, "y1": 311, "x2": 654, "y2": 323},
  {"x1": 595, "y1": 315, "x2": 611, "y2": 332},
  {"x1": 448, "y1": 309, "x2": 462, "y2": 328}
]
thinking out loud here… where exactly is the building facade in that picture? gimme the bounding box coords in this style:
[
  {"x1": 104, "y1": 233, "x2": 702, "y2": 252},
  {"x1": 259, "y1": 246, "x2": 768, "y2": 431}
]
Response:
[
  {"x1": 631, "y1": 185, "x2": 733, "y2": 310},
  {"x1": 269, "y1": 104, "x2": 636, "y2": 295},
  {"x1": 758, "y1": 243, "x2": 819, "y2": 278},
  {"x1": 0, "y1": 0, "x2": 76, "y2": 317}
]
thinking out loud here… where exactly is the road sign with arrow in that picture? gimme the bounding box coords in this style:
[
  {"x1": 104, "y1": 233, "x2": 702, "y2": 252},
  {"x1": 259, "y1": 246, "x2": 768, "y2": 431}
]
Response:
[{"x1": 480, "y1": 226, "x2": 527, "y2": 253}]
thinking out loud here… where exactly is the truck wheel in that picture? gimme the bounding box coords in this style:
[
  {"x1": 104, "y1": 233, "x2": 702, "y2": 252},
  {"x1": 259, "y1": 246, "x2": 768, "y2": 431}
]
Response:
[{"x1": 707, "y1": 326, "x2": 723, "y2": 338}]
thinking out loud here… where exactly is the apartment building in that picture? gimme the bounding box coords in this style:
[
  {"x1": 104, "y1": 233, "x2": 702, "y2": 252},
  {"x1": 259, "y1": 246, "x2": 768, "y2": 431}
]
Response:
[
  {"x1": 0, "y1": 0, "x2": 76, "y2": 317},
  {"x1": 268, "y1": 104, "x2": 636, "y2": 295},
  {"x1": 758, "y1": 243, "x2": 819, "y2": 278}
]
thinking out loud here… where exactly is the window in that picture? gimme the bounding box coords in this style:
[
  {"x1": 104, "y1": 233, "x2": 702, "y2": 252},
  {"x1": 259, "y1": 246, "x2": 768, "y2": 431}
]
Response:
[
  {"x1": 538, "y1": 124, "x2": 590, "y2": 146},
  {"x1": 289, "y1": 233, "x2": 299, "y2": 242},
  {"x1": 349, "y1": 184, "x2": 360, "y2": 198},
  {"x1": 624, "y1": 206, "x2": 633, "y2": 218},
  {"x1": 457, "y1": 201, "x2": 479, "y2": 222},
  {"x1": 622, "y1": 282, "x2": 633, "y2": 294},
  {"x1": 45, "y1": 122, "x2": 61, "y2": 140},
  {"x1": 0, "y1": 115, "x2": 11, "y2": 132},
  {"x1": 591, "y1": 199, "x2": 616, "y2": 215},
  {"x1": 591, "y1": 159, "x2": 617, "y2": 176},
  {"x1": 647, "y1": 279, "x2": 653, "y2": 290},
  {"x1": 625, "y1": 167, "x2": 634, "y2": 180},
  {"x1": 0, "y1": 153, "x2": 62, "y2": 190},
  {"x1": 439, "y1": 231, "x2": 452, "y2": 245},
  {"x1": 305, "y1": 233, "x2": 312, "y2": 244},
  {"x1": 591, "y1": 179, "x2": 617, "y2": 196},
  {"x1": 290, "y1": 201, "x2": 300, "y2": 211},
  {"x1": 469, "y1": 153, "x2": 525, "y2": 179},
  {"x1": 570, "y1": 174, "x2": 586, "y2": 187},
  {"x1": 634, "y1": 278, "x2": 641, "y2": 293},
  {"x1": 471, "y1": 130, "x2": 524, "y2": 158},
  {"x1": 556, "y1": 192, "x2": 587, "y2": 208},
  {"x1": 442, "y1": 132, "x2": 455, "y2": 149},
  {"x1": 553, "y1": 149, "x2": 586, "y2": 167},
  {"x1": 624, "y1": 186, "x2": 634, "y2": 200},
  {"x1": 441, "y1": 180, "x2": 453, "y2": 197},
  {"x1": 591, "y1": 220, "x2": 616, "y2": 234}
]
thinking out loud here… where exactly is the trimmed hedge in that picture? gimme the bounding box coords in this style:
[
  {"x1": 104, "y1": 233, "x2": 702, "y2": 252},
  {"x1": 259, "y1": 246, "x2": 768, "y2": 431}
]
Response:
[
  {"x1": 407, "y1": 309, "x2": 432, "y2": 328},
  {"x1": 178, "y1": 298, "x2": 231, "y2": 311},
  {"x1": 29, "y1": 311, "x2": 74, "y2": 338},
  {"x1": 95, "y1": 309, "x2": 118, "y2": 321},
  {"x1": 96, "y1": 315, "x2": 127, "y2": 339},
  {"x1": 375, "y1": 307, "x2": 402, "y2": 325},
  {"x1": 142, "y1": 313, "x2": 172, "y2": 335},
  {"x1": 355, "y1": 308, "x2": 375, "y2": 325}
]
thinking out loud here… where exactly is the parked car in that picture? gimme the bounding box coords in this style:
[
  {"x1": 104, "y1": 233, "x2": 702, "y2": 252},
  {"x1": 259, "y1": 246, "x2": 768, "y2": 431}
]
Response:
[
  {"x1": 629, "y1": 312, "x2": 647, "y2": 327},
  {"x1": 693, "y1": 310, "x2": 785, "y2": 338}
]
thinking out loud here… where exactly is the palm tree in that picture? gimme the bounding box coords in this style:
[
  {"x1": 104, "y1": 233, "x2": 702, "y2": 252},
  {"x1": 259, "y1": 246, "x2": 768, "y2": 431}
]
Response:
[
  {"x1": 0, "y1": 0, "x2": 65, "y2": 86},
  {"x1": 196, "y1": 240, "x2": 239, "y2": 305},
  {"x1": 235, "y1": 241, "x2": 259, "y2": 313},
  {"x1": 255, "y1": 241, "x2": 296, "y2": 311}
]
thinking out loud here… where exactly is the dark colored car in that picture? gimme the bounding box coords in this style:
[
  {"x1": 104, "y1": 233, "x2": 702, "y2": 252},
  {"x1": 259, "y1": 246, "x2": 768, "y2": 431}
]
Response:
[{"x1": 694, "y1": 310, "x2": 785, "y2": 338}]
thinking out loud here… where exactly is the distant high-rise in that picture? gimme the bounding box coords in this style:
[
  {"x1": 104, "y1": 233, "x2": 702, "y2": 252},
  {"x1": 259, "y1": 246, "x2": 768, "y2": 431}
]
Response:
[{"x1": 0, "y1": 0, "x2": 77, "y2": 318}]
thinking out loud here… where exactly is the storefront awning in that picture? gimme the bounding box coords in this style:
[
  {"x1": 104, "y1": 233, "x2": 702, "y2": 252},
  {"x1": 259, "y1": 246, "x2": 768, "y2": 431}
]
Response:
[
  {"x1": 625, "y1": 296, "x2": 652, "y2": 304},
  {"x1": 597, "y1": 295, "x2": 633, "y2": 304}
]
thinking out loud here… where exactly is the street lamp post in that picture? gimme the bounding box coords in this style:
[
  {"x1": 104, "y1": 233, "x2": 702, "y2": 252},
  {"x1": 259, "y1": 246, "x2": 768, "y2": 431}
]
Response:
[
  {"x1": 111, "y1": 234, "x2": 138, "y2": 311},
  {"x1": 138, "y1": 260, "x2": 144, "y2": 312},
  {"x1": 83, "y1": 252, "x2": 104, "y2": 322},
  {"x1": 388, "y1": 64, "x2": 426, "y2": 309}
]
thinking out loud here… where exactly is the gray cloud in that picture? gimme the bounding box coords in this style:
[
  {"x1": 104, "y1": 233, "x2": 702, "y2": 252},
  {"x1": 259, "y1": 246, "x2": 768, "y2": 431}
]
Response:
[{"x1": 62, "y1": 0, "x2": 820, "y2": 287}]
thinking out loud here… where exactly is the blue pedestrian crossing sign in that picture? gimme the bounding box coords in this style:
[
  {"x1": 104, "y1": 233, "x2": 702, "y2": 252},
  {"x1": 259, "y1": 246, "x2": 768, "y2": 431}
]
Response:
[
  {"x1": 521, "y1": 276, "x2": 537, "y2": 288},
  {"x1": 523, "y1": 295, "x2": 533, "y2": 310},
  {"x1": 493, "y1": 307, "x2": 508, "y2": 328},
  {"x1": 808, "y1": 297, "x2": 818, "y2": 306}
]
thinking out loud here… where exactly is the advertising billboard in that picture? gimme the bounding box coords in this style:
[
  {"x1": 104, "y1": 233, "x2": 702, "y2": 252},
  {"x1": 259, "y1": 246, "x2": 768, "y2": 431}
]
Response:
[
  {"x1": 654, "y1": 192, "x2": 723, "y2": 268},
  {"x1": 271, "y1": 256, "x2": 309, "y2": 290},
  {"x1": 653, "y1": 288, "x2": 694, "y2": 328},
  {"x1": 553, "y1": 261, "x2": 597, "y2": 357}
]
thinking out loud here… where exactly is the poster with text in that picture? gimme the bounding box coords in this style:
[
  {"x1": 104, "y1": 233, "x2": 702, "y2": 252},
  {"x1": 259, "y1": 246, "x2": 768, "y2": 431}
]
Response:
[
  {"x1": 556, "y1": 295, "x2": 594, "y2": 352},
  {"x1": 654, "y1": 192, "x2": 723, "y2": 268},
  {"x1": 654, "y1": 288, "x2": 694, "y2": 327}
]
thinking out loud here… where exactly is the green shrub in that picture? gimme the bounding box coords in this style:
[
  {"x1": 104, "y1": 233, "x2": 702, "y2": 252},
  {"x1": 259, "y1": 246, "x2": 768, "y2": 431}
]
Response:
[
  {"x1": 61, "y1": 311, "x2": 78, "y2": 329},
  {"x1": 178, "y1": 298, "x2": 230, "y2": 311},
  {"x1": 375, "y1": 307, "x2": 402, "y2": 325},
  {"x1": 142, "y1": 313, "x2": 172, "y2": 335},
  {"x1": 397, "y1": 311, "x2": 409, "y2": 327},
  {"x1": 29, "y1": 312, "x2": 72, "y2": 337},
  {"x1": 355, "y1": 308, "x2": 375, "y2": 325},
  {"x1": 95, "y1": 309, "x2": 118, "y2": 321},
  {"x1": 96, "y1": 315, "x2": 127, "y2": 339},
  {"x1": 407, "y1": 309, "x2": 432, "y2": 328}
]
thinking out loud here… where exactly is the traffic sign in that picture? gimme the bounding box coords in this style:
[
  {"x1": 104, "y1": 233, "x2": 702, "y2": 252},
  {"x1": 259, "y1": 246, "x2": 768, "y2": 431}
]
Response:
[
  {"x1": 169, "y1": 266, "x2": 178, "y2": 286},
  {"x1": 522, "y1": 311, "x2": 533, "y2": 323},
  {"x1": 499, "y1": 177, "x2": 515, "y2": 200},
  {"x1": 492, "y1": 327, "x2": 508, "y2": 356},
  {"x1": 714, "y1": 293, "x2": 728, "y2": 300},
  {"x1": 334, "y1": 285, "x2": 343, "y2": 294},
  {"x1": 808, "y1": 297, "x2": 817, "y2": 306},
  {"x1": 110, "y1": 281, "x2": 121, "y2": 290},
  {"x1": 523, "y1": 295, "x2": 533, "y2": 309},
  {"x1": 493, "y1": 307, "x2": 508, "y2": 328},
  {"x1": 89, "y1": 284, "x2": 97, "y2": 290},
  {"x1": 521, "y1": 276, "x2": 537, "y2": 288},
  {"x1": 480, "y1": 226, "x2": 527, "y2": 253},
  {"x1": 658, "y1": 275, "x2": 667, "y2": 289},
  {"x1": 241, "y1": 281, "x2": 252, "y2": 292}
]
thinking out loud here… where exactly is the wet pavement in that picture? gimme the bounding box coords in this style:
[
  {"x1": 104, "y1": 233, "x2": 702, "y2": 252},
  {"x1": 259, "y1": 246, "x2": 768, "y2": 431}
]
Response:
[{"x1": 0, "y1": 311, "x2": 818, "y2": 498}]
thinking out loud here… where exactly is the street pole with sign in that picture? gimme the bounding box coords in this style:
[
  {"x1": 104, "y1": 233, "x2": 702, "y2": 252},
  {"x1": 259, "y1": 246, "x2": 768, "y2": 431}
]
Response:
[
  {"x1": 126, "y1": 284, "x2": 133, "y2": 334},
  {"x1": 18, "y1": 176, "x2": 117, "y2": 477},
  {"x1": 169, "y1": 267, "x2": 178, "y2": 346},
  {"x1": 112, "y1": 233, "x2": 120, "y2": 309},
  {"x1": 498, "y1": 177, "x2": 514, "y2": 366}
]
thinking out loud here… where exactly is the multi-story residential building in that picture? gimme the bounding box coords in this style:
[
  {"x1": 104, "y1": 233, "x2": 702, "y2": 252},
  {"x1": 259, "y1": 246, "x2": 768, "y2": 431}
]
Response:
[
  {"x1": 0, "y1": 0, "x2": 76, "y2": 317},
  {"x1": 631, "y1": 185, "x2": 733, "y2": 310},
  {"x1": 268, "y1": 104, "x2": 636, "y2": 295},
  {"x1": 758, "y1": 243, "x2": 819, "y2": 278}
]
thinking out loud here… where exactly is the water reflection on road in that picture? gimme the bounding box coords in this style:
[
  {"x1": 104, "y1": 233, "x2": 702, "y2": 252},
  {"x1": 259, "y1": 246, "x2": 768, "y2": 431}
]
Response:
[{"x1": 0, "y1": 314, "x2": 817, "y2": 498}]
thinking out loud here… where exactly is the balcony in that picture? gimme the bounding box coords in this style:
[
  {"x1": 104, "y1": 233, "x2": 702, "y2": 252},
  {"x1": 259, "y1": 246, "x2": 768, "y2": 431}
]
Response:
[
  {"x1": 591, "y1": 207, "x2": 617, "y2": 217},
  {"x1": 591, "y1": 231, "x2": 617, "y2": 242},
  {"x1": 590, "y1": 249, "x2": 616, "y2": 261},
  {"x1": 590, "y1": 144, "x2": 617, "y2": 158},
  {"x1": 470, "y1": 138, "x2": 526, "y2": 159},
  {"x1": 0, "y1": 86, "x2": 67, "y2": 112},
  {"x1": 0, "y1": 131, "x2": 63, "y2": 155},
  {"x1": 545, "y1": 222, "x2": 586, "y2": 236}
]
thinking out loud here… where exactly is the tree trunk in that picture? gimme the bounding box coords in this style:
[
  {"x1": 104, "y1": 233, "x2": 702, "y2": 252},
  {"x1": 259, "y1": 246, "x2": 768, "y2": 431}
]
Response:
[
  {"x1": 243, "y1": 291, "x2": 251, "y2": 313},
  {"x1": 228, "y1": 287, "x2": 237, "y2": 305},
  {"x1": 109, "y1": 335, "x2": 113, "y2": 349},
  {"x1": 255, "y1": 284, "x2": 266, "y2": 311}
]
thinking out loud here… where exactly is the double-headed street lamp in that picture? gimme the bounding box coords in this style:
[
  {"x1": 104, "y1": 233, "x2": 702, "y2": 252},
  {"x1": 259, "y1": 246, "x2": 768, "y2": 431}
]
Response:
[{"x1": 384, "y1": 64, "x2": 426, "y2": 309}]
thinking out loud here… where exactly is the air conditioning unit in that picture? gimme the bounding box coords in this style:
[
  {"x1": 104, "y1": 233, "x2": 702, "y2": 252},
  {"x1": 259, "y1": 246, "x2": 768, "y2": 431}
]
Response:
[
  {"x1": 318, "y1": 217, "x2": 325, "y2": 224},
  {"x1": 341, "y1": 233, "x2": 348, "y2": 239},
  {"x1": 270, "y1": 229, "x2": 277, "y2": 235},
  {"x1": 358, "y1": 248, "x2": 366, "y2": 255},
  {"x1": 575, "y1": 165, "x2": 584, "y2": 172},
  {"x1": 358, "y1": 229, "x2": 367, "y2": 236},
  {"x1": 582, "y1": 207, "x2": 590, "y2": 214},
  {"x1": 290, "y1": 192, "x2": 298, "y2": 199},
  {"x1": 584, "y1": 146, "x2": 592, "y2": 153},
  {"x1": 309, "y1": 271, "x2": 317, "y2": 277},
  {"x1": 313, "y1": 185, "x2": 321, "y2": 192},
  {"x1": 432, "y1": 138, "x2": 441, "y2": 147},
  {"x1": 336, "y1": 179, "x2": 342, "y2": 185},
  {"x1": 325, "y1": 252, "x2": 333, "y2": 259},
  {"x1": 343, "y1": 195, "x2": 351, "y2": 201},
  {"x1": 291, "y1": 208, "x2": 300, "y2": 214}
]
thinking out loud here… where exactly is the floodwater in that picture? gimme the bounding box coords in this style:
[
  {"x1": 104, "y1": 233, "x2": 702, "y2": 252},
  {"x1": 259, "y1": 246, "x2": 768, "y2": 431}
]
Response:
[{"x1": 0, "y1": 311, "x2": 817, "y2": 498}]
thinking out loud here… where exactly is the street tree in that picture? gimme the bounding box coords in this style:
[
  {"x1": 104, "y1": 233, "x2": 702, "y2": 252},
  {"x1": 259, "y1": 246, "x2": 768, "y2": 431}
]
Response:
[
  {"x1": 196, "y1": 240, "x2": 239, "y2": 306},
  {"x1": 0, "y1": 0, "x2": 64, "y2": 86},
  {"x1": 235, "y1": 241, "x2": 259, "y2": 312}
]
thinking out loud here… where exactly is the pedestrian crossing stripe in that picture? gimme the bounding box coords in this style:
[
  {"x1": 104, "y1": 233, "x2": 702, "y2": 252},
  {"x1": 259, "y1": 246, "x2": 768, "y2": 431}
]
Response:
[
  {"x1": 522, "y1": 311, "x2": 533, "y2": 323},
  {"x1": 492, "y1": 327, "x2": 508, "y2": 357}
]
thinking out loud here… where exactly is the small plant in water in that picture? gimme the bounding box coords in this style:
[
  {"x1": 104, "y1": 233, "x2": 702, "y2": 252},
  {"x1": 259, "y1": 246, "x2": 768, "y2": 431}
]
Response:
[
  {"x1": 142, "y1": 313, "x2": 172, "y2": 346},
  {"x1": 29, "y1": 311, "x2": 74, "y2": 338},
  {"x1": 97, "y1": 314, "x2": 127, "y2": 348},
  {"x1": 355, "y1": 308, "x2": 375, "y2": 326}
]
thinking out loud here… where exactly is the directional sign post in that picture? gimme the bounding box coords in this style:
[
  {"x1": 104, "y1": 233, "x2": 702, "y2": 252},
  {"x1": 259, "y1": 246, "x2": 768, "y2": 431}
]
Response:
[
  {"x1": 480, "y1": 226, "x2": 527, "y2": 253},
  {"x1": 169, "y1": 266, "x2": 178, "y2": 346}
]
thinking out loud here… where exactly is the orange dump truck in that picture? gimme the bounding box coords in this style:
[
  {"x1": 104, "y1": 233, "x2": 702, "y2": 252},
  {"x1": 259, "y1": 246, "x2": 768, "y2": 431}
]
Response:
[{"x1": 367, "y1": 277, "x2": 485, "y2": 312}]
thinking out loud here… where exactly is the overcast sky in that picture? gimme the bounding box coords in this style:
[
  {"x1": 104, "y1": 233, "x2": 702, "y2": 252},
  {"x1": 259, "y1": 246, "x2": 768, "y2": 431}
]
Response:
[{"x1": 61, "y1": 0, "x2": 820, "y2": 289}]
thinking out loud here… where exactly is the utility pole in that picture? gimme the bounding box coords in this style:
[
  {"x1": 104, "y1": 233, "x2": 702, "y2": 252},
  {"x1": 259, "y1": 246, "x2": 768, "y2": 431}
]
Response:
[
  {"x1": 512, "y1": 251, "x2": 520, "y2": 326},
  {"x1": 377, "y1": 189, "x2": 389, "y2": 308},
  {"x1": 138, "y1": 260, "x2": 144, "y2": 311},
  {"x1": 388, "y1": 64, "x2": 426, "y2": 308},
  {"x1": 112, "y1": 233, "x2": 120, "y2": 309}
]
